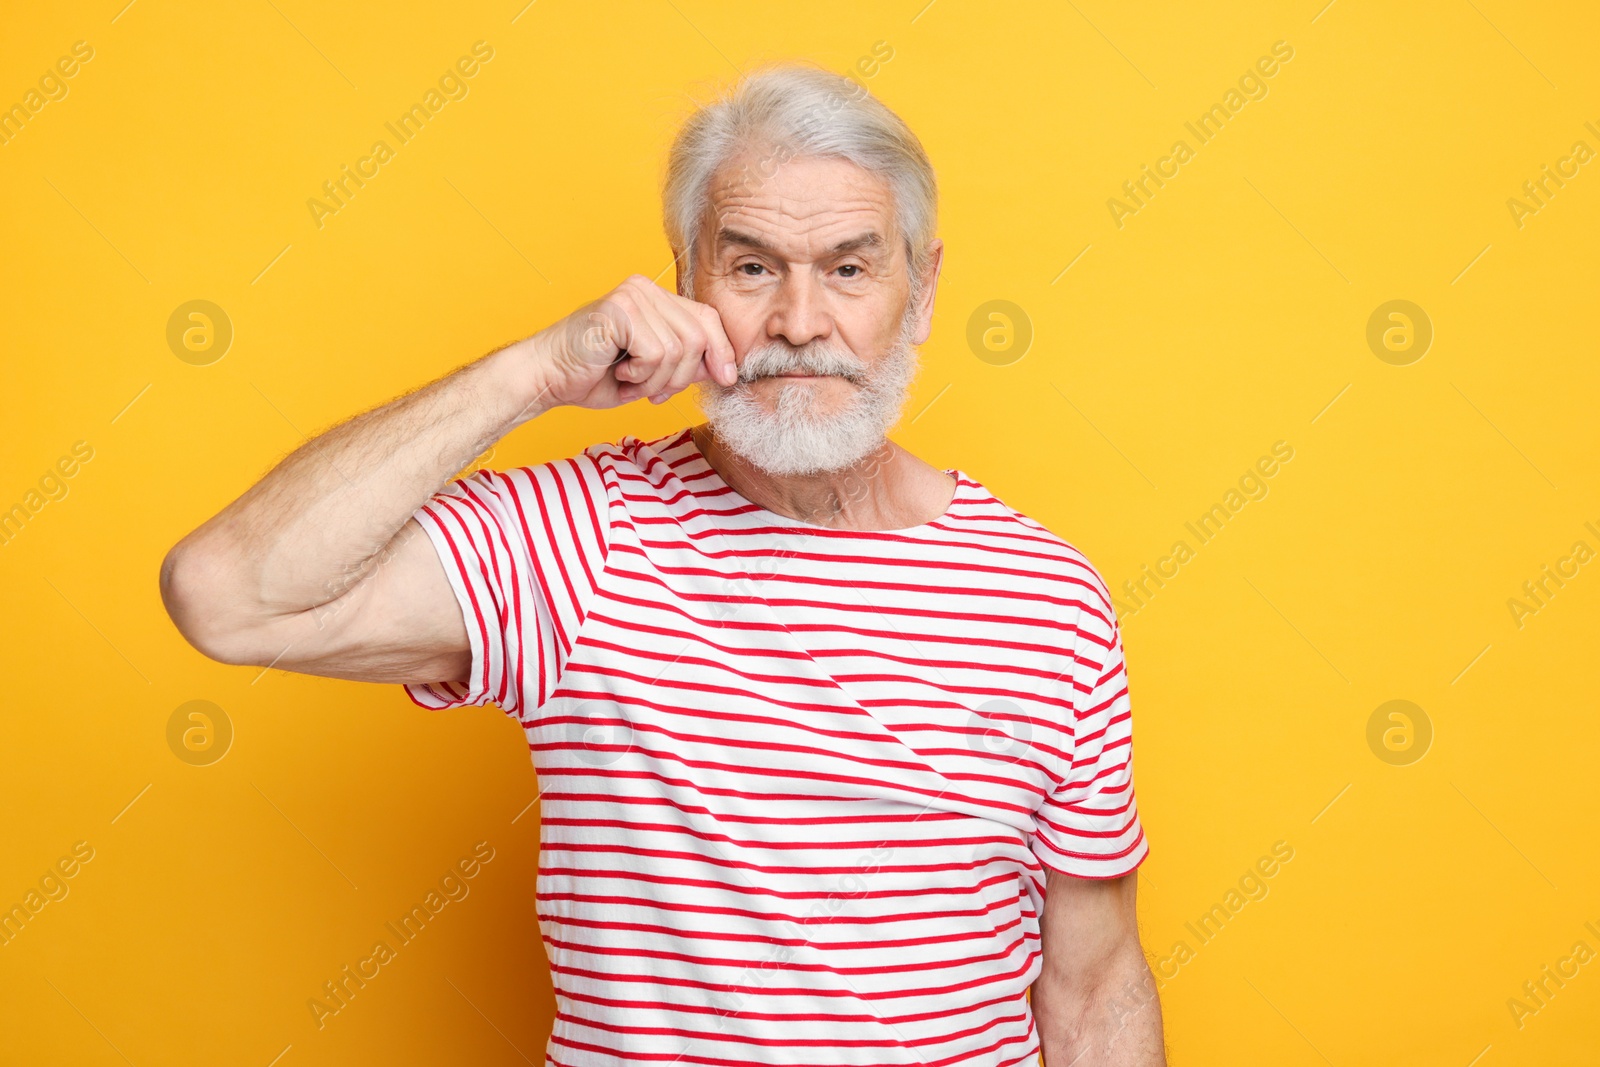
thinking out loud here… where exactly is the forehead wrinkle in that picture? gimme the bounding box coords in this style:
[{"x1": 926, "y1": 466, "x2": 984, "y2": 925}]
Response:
[
  {"x1": 712, "y1": 199, "x2": 894, "y2": 260},
  {"x1": 711, "y1": 169, "x2": 890, "y2": 221},
  {"x1": 701, "y1": 155, "x2": 902, "y2": 269},
  {"x1": 716, "y1": 188, "x2": 888, "y2": 223}
]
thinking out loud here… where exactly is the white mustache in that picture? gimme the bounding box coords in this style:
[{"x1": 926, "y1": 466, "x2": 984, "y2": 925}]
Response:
[{"x1": 737, "y1": 342, "x2": 868, "y2": 384}]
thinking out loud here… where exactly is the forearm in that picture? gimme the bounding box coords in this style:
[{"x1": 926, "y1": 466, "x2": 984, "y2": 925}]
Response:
[
  {"x1": 1034, "y1": 948, "x2": 1166, "y2": 1066},
  {"x1": 161, "y1": 337, "x2": 551, "y2": 649}
]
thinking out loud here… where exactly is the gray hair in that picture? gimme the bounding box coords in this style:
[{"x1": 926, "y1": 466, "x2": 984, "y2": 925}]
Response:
[{"x1": 662, "y1": 62, "x2": 938, "y2": 308}]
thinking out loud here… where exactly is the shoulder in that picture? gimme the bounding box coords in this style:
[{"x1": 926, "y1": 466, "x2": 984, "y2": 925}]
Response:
[
  {"x1": 507, "y1": 428, "x2": 706, "y2": 523},
  {"x1": 446, "y1": 434, "x2": 666, "y2": 516},
  {"x1": 954, "y1": 473, "x2": 1119, "y2": 634},
  {"x1": 469, "y1": 429, "x2": 690, "y2": 493},
  {"x1": 574, "y1": 427, "x2": 694, "y2": 480}
]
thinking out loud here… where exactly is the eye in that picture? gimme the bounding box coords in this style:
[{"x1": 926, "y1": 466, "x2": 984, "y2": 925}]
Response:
[
  {"x1": 738, "y1": 262, "x2": 767, "y2": 276},
  {"x1": 837, "y1": 264, "x2": 861, "y2": 278}
]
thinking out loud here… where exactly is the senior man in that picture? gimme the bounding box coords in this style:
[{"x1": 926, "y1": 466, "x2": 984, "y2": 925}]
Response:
[{"x1": 162, "y1": 63, "x2": 1163, "y2": 1066}]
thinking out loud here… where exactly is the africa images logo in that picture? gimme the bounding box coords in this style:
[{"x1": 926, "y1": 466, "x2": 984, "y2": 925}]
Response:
[{"x1": 306, "y1": 42, "x2": 495, "y2": 230}]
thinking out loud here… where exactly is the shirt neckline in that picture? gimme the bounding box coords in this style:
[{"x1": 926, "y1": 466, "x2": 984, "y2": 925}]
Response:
[{"x1": 676, "y1": 427, "x2": 966, "y2": 534}]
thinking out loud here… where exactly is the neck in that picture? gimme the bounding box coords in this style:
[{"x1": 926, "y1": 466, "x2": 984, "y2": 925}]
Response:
[{"x1": 692, "y1": 423, "x2": 955, "y2": 531}]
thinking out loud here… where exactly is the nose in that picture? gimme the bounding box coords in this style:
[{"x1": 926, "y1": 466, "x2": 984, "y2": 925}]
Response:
[{"x1": 767, "y1": 269, "x2": 833, "y2": 348}]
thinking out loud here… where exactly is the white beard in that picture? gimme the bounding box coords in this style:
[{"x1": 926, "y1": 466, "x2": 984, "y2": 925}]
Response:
[{"x1": 694, "y1": 315, "x2": 920, "y2": 476}]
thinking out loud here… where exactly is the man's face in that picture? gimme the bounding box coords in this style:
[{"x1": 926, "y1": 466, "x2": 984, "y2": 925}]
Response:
[{"x1": 687, "y1": 153, "x2": 939, "y2": 475}]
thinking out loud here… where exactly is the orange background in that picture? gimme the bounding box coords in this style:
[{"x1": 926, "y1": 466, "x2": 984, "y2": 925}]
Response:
[{"x1": 3, "y1": 1, "x2": 1598, "y2": 1064}]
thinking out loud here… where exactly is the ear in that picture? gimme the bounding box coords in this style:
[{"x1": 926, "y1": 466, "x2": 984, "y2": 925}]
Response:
[
  {"x1": 672, "y1": 247, "x2": 686, "y2": 298},
  {"x1": 909, "y1": 238, "x2": 944, "y2": 346}
]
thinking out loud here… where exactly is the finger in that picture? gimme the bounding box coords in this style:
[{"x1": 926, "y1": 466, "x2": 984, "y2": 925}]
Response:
[
  {"x1": 659, "y1": 294, "x2": 736, "y2": 387},
  {"x1": 641, "y1": 295, "x2": 716, "y2": 400},
  {"x1": 691, "y1": 301, "x2": 739, "y2": 386},
  {"x1": 622, "y1": 292, "x2": 697, "y2": 400},
  {"x1": 631, "y1": 298, "x2": 687, "y2": 395},
  {"x1": 572, "y1": 309, "x2": 621, "y2": 372},
  {"x1": 586, "y1": 300, "x2": 641, "y2": 380},
  {"x1": 652, "y1": 335, "x2": 715, "y2": 402},
  {"x1": 614, "y1": 297, "x2": 673, "y2": 395},
  {"x1": 633, "y1": 340, "x2": 690, "y2": 402}
]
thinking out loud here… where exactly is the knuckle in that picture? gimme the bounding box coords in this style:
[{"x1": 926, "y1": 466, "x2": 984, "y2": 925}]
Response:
[{"x1": 594, "y1": 297, "x2": 628, "y2": 326}]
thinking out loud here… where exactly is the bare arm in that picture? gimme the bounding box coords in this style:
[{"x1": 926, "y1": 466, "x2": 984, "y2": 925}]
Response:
[
  {"x1": 1032, "y1": 869, "x2": 1167, "y2": 1066},
  {"x1": 158, "y1": 276, "x2": 737, "y2": 683}
]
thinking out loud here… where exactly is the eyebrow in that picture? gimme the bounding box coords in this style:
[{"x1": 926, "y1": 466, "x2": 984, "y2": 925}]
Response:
[{"x1": 715, "y1": 227, "x2": 885, "y2": 258}]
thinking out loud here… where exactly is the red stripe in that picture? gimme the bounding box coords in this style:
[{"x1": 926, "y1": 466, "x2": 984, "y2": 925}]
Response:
[
  {"x1": 423, "y1": 497, "x2": 495, "y2": 705},
  {"x1": 454, "y1": 477, "x2": 524, "y2": 712}
]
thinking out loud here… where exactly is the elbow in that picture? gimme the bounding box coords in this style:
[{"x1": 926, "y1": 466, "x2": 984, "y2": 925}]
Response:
[{"x1": 159, "y1": 538, "x2": 268, "y2": 666}]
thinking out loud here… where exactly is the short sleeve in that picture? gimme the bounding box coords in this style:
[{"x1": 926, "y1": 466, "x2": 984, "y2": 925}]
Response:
[
  {"x1": 1031, "y1": 610, "x2": 1149, "y2": 879},
  {"x1": 403, "y1": 450, "x2": 613, "y2": 720}
]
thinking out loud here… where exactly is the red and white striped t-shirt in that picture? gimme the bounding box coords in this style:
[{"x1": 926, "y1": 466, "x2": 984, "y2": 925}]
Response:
[{"x1": 404, "y1": 426, "x2": 1148, "y2": 1067}]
